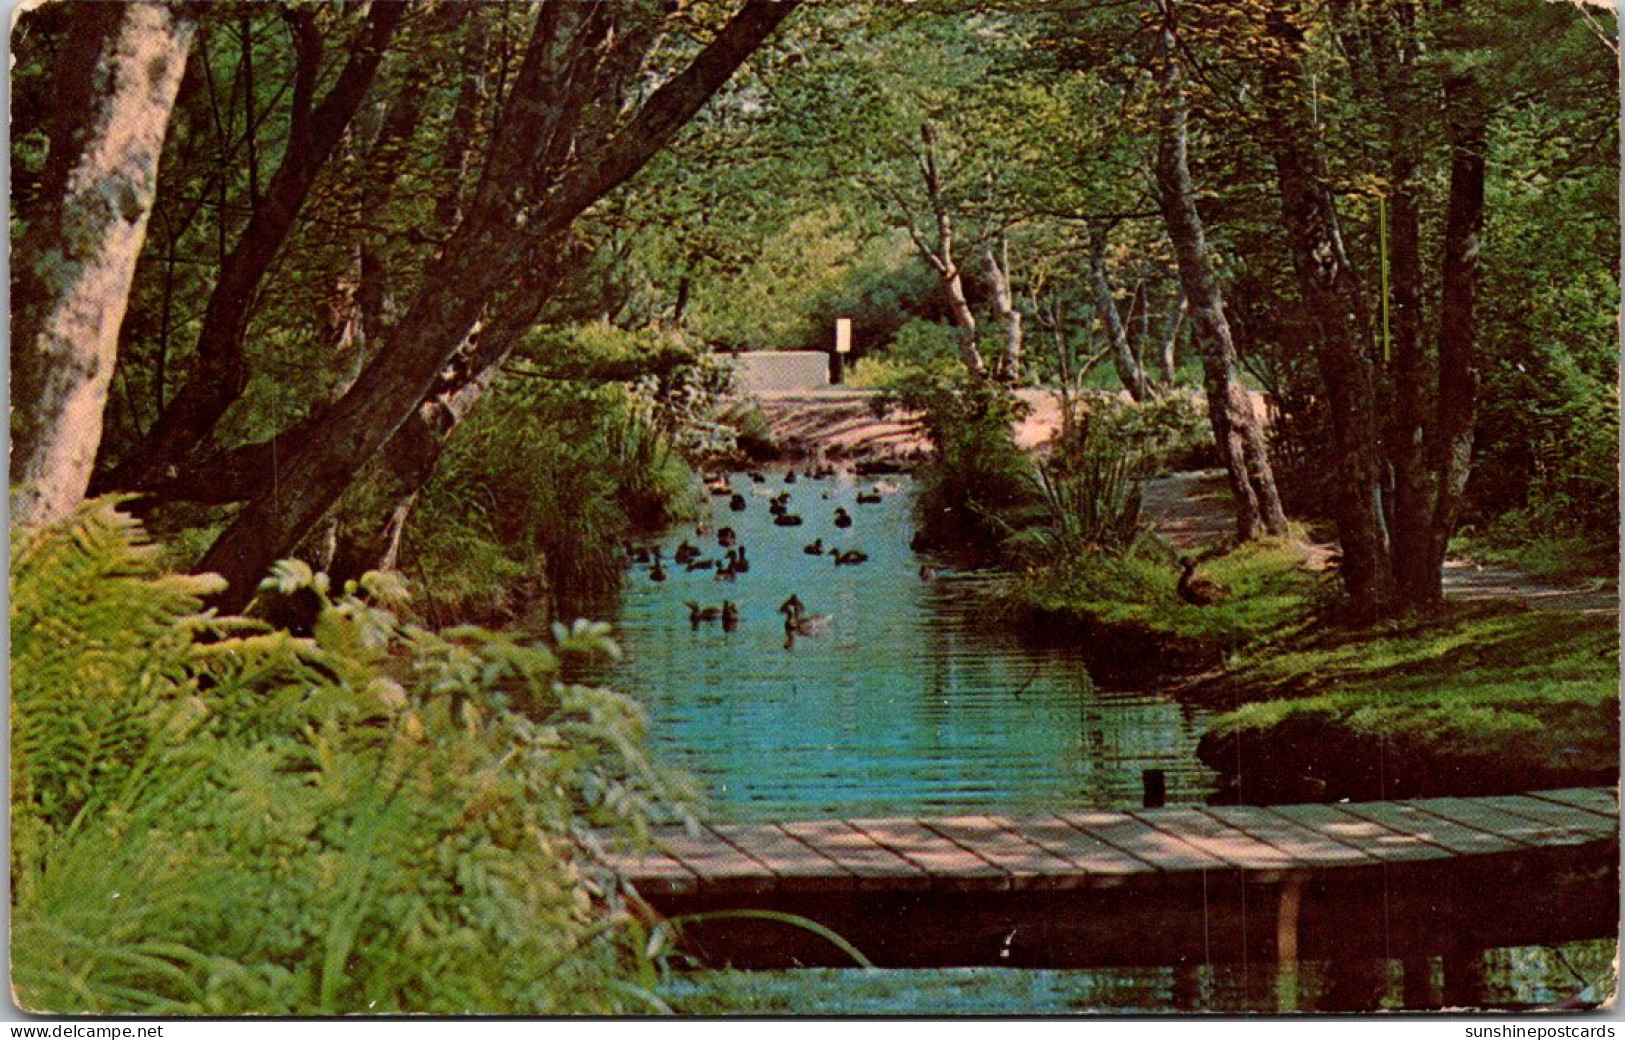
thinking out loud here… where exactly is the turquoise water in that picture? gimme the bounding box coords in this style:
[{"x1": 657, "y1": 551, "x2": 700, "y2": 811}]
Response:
[{"x1": 614, "y1": 470, "x2": 1216, "y2": 820}]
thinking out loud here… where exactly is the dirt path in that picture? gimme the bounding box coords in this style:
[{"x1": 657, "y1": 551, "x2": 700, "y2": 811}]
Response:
[
  {"x1": 752, "y1": 388, "x2": 1063, "y2": 463},
  {"x1": 1141, "y1": 468, "x2": 1618, "y2": 615}
]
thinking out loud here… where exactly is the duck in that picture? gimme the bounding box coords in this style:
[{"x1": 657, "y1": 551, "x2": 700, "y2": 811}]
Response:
[
  {"x1": 785, "y1": 470, "x2": 798, "y2": 484},
  {"x1": 730, "y1": 493, "x2": 748, "y2": 512},
  {"x1": 707, "y1": 480, "x2": 732, "y2": 497},
  {"x1": 632, "y1": 545, "x2": 652, "y2": 564},
  {"x1": 773, "y1": 513, "x2": 805, "y2": 527},
  {"x1": 721, "y1": 601, "x2": 740, "y2": 631},
  {"x1": 833, "y1": 507, "x2": 853, "y2": 529},
  {"x1": 1177, "y1": 557, "x2": 1229, "y2": 606},
  {"x1": 919, "y1": 565, "x2": 938, "y2": 581},
  {"x1": 769, "y1": 498, "x2": 789, "y2": 517},
  {"x1": 714, "y1": 556, "x2": 736, "y2": 581},
  {"x1": 686, "y1": 557, "x2": 715, "y2": 571},
  {"x1": 856, "y1": 491, "x2": 883, "y2": 505},
  {"x1": 803, "y1": 538, "x2": 825, "y2": 556},
  {"x1": 695, "y1": 523, "x2": 712, "y2": 537},
  {"x1": 749, "y1": 471, "x2": 766, "y2": 484},
  {"x1": 718, "y1": 526, "x2": 737, "y2": 548},
  {"x1": 674, "y1": 540, "x2": 699, "y2": 564},
  {"x1": 731, "y1": 545, "x2": 750, "y2": 573},
  {"x1": 830, "y1": 548, "x2": 869, "y2": 566},
  {"x1": 650, "y1": 560, "x2": 667, "y2": 582},
  {"x1": 685, "y1": 601, "x2": 721, "y2": 626},
  {"x1": 779, "y1": 595, "x2": 832, "y2": 635}
]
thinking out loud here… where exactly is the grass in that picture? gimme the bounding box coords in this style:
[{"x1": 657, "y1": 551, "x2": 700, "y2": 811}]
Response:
[
  {"x1": 1193, "y1": 604, "x2": 1620, "y2": 802},
  {"x1": 1006, "y1": 535, "x2": 1328, "y2": 651},
  {"x1": 1452, "y1": 529, "x2": 1618, "y2": 583}
]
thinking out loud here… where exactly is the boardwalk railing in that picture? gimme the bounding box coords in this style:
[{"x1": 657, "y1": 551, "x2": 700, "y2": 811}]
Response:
[{"x1": 597, "y1": 788, "x2": 1619, "y2": 978}]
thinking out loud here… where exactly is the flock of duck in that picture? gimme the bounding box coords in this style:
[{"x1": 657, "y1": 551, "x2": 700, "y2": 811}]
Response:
[{"x1": 627, "y1": 466, "x2": 913, "y2": 647}]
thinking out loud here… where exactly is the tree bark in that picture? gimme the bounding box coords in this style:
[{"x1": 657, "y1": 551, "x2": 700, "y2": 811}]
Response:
[
  {"x1": 1152, "y1": 29, "x2": 1288, "y2": 541},
  {"x1": 1088, "y1": 234, "x2": 1150, "y2": 403},
  {"x1": 195, "y1": 0, "x2": 801, "y2": 611},
  {"x1": 984, "y1": 235, "x2": 1023, "y2": 382},
  {"x1": 1259, "y1": 0, "x2": 1394, "y2": 620},
  {"x1": 911, "y1": 122, "x2": 985, "y2": 377},
  {"x1": 1404, "y1": 36, "x2": 1488, "y2": 611},
  {"x1": 98, "y1": 2, "x2": 406, "y2": 494},
  {"x1": 11, "y1": 3, "x2": 196, "y2": 527}
]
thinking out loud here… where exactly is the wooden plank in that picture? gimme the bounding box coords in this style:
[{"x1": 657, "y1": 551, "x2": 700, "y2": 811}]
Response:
[
  {"x1": 1479, "y1": 795, "x2": 1621, "y2": 840},
  {"x1": 1333, "y1": 801, "x2": 1526, "y2": 856},
  {"x1": 1267, "y1": 804, "x2": 1451, "y2": 863},
  {"x1": 653, "y1": 826, "x2": 776, "y2": 896},
  {"x1": 1400, "y1": 797, "x2": 1611, "y2": 851},
  {"x1": 1129, "y1": 808, "x2": 1299, "y2": 873},
  {"x1": 1002, "y1": 816, "x2": 1159, "y2": 879},
  {"x1": 922, "y1": 816, "x2": 1092, "y2": 891},
  {"x1": 601, "y1": 841, "x2": 701, "y2": 897},
  {"x1": 1202, "y1": 806, "x2": 1378, "y2": 868},
  {"x1": 848, "y1": 818, "x2": 1010, "y2": 892},
  {"x1": 1526, "y1": 788, "x2": 1620, "y2": 819},
  {"x1": 776, "y1": 819, "x2": 932, "y2": 892},
  {"x1": 709, "y1": 822, "x2": 858, "y2": 894},
  {"x1": 1057, "y1": 810, "x2": 1228, "y2": 872}
]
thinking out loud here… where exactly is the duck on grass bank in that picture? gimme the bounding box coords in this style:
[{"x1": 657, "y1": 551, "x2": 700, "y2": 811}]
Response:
[{"x1": 1177, "y1": 557, "x2": 1229, "y2": 606}]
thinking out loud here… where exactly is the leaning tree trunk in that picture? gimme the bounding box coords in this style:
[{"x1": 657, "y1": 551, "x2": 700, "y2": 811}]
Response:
[
  {"x1": 1153, "y1": 29, "x2": 1288, "y2": 541},
  {"x1": 1259, "y1": 0, "x2": 1395, "y2": 621},
  {"x1": 11, "y1": 3, "x2": 196, "y2": 527},
  {"x1": 195, "y1": 0, "x2": 800, "y2": 612},
  {"x1": 97, "y1": 2, "x2": 405, "y2": 494},
  {"x1": 911, "y1": 122, "x2": 985, "y2": 377},
  {"x1": 1088, "y1": 239, "x2": 1151, "y2": 403}
]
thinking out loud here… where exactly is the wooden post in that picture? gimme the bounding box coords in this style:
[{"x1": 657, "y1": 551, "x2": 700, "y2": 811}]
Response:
[
  {"x1": 1142, "y1": 769, "x2": 1167, "y2": 808},
  {"x1": 1275, "y1": 871, "x2": 1305, "y2": 1011}
]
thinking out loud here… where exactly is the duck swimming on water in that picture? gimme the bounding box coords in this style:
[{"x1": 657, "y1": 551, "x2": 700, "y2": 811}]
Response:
[{"x1": 830, "y1": 548, "x2": 869, "y2": 566}]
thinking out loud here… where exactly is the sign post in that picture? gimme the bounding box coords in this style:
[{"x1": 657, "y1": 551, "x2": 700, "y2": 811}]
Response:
[{"x1": 831, "y1": 317, "x2": 852, "y2": 384}]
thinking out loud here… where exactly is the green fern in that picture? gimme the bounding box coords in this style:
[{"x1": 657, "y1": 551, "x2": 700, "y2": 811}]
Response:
[{"x1": 11, "y1": 500, "x2": 688, "y2": 1015}]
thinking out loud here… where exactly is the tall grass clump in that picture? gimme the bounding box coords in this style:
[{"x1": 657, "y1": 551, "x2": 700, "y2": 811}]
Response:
[
  {"x1": 407, "y1": 378, "x2": 698, "y2": 627},
  {"x1": 12, "y1": 500, "x2": 691, "y2": 1015}
]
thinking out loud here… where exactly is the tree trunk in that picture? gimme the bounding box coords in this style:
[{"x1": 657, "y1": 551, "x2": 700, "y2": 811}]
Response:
[
  {"x1": 1403, "y1": 43, "x2": 1488, "y2": 611},
  {"x1": 97, "y1": 2, "x2": 405, "y2": 494},
  {"x1": 1158, "y1": 295, "x2": 1186, "y2": 387},
  {"x1": 984, "y1": 235, "x2": 1023, "y2": 383},
  {"x1": 1089, "y1": 237, "x2": 1150, "y2": 403},
  {"x1": 1152, "y1": 31, "x2": 1288, "y2": 541},
  {"x1": 913, "y1": 122, "x2": 985, "y2": 377},
  {"x1": 195, "y1": 0, "x2": 801, "y2": 611},
  {"x1": 1259, "y1": 0, "x2": 1394, "y2": 620},
  {"x1": 11, "y1": 4, "x2": 196, "y2": 527}
]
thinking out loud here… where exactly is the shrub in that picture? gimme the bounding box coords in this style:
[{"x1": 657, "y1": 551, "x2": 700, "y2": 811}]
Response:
[{"x1": 11, "y1": 501, "x2": 688, "y2": 1015}]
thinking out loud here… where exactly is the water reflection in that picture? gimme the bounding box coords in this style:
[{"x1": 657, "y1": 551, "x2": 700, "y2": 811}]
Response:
[{"x1": 614, "y1": 470, "x2": 1216, "y2": 820}]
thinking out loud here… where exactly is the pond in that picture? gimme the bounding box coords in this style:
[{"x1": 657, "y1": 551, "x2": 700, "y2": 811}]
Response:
[
  {"x1": 607, "y1": 468, "x2": 1615, "y2": 1013},
  {"x1": 613, "y1": 469, "x2": 1216, "y2": 820}
]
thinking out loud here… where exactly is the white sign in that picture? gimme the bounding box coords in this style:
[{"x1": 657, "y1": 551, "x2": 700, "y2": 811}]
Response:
[{"x1": 835, "y1": 317, "x2": 852, "y2": 354}]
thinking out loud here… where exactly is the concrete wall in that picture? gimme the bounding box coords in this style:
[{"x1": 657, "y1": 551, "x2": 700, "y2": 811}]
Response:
[{"x1": 729, "y1": 350, "x2": 830, "y2": 393}]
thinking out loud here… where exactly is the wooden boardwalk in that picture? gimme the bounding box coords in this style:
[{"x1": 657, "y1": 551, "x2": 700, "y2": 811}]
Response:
[{"x1": 599, "y1": 788, "x2": 1619, "y2": 973}]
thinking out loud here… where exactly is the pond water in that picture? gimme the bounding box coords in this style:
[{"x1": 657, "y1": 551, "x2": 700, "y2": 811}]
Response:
[{"x1": 613, "y1": 470, "x2": 1216, "y2": 820}]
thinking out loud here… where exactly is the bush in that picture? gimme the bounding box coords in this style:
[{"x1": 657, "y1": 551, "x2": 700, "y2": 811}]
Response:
[
  {"x1": 406, "y1": 374, "x2": 699, "y2": 627},
  {"x1": 11, "y1": 501, "x2": 688, "y2": 1015},
  {"x1": 879, "y1": 366, "x2": 1036, "y2": 553}
]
